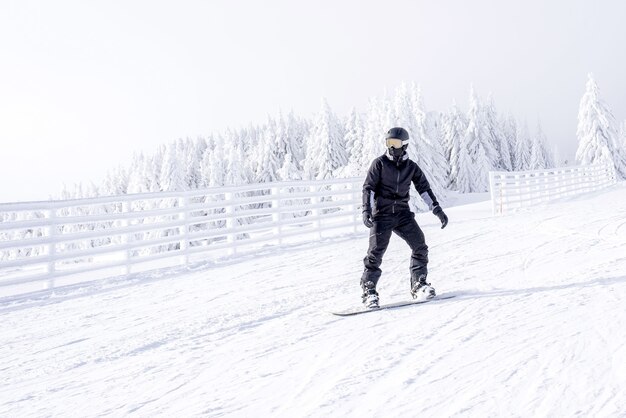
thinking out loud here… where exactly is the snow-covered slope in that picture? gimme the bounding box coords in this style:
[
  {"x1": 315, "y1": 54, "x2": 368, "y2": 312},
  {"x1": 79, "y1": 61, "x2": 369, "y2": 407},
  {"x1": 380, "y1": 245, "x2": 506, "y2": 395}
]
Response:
[{"x1": 2, "y1": 184, "x2": 626, "y2": 417}]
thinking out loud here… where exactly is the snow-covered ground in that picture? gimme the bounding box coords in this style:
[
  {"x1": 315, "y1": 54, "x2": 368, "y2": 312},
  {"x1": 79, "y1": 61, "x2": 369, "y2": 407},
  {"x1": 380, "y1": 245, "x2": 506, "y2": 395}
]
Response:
[{"x1": 2, "y1": 184, "x2": 626, "y2": 417}]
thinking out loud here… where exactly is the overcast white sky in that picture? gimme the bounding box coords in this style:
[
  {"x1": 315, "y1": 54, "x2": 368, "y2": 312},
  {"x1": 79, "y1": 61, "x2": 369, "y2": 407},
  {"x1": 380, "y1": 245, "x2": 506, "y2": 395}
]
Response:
[{"x1": 1, "y1": 0, "x2": 625, "y2": 203}]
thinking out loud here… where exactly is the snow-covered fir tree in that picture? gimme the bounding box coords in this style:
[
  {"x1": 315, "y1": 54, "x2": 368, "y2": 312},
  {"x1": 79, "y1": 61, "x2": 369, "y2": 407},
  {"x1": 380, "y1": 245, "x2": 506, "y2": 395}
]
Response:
[
  {"x1": 283, "y1": 110, "x2": 308, "y2": 171},
  {"x1": 454, "y1": 129, "x2": 475, "y2": 193},
  {"x1": 277, "y1": 153, "x2": 302, "y2": 181},
  {"x1": 240, "y1": 127, "x2": 261, "y2": 179},
  {"x1": 101, "y1": 165, "x2": 128, "y2": 196},
  {"x1": 529, "y1": 122, "x2": 554, "y2": 170},
  {"x1": 303, "y1": 98, "x2": 347, "y2": 180},
  {"x1": 199, "y1": 137, "x2": 227, "y2": 188},
  {"x1": 159, "y1": 143, "x2": 186, "y2": 192},
  {"x1": 224, "y1": 130, "x2": 249, "y2": 186},
  {"x1": 576, "y1": 74, "x2": 626, "y2": 178},
  {"x1": 127, "y1": 153, "x2": 148, "y2": 194},
  {"x1": 501, "y1": 114, "x2": 518, "y2": 171},
  {"x1": 442, "y1": 100, "x2": 468, "y2": 190},
  {"x1": 462, "y1": 86, "x2": 493, "y2": 192},
  {"x1": 343, "y1": 107, "x2": 365, "y2": 177},
  {"x1": 393, "y1": 83, "x2": 419, "y2": 144},
  {"x1": 184, "y1": 137, "x2": 207, "y2": 189},
  {"x1": 408, "y1": 84, "x2": 448, "y2": 206},
  {"x1": 484, "y1": 94, "x2": 512, "y2": 171},
  {"x1": 143, "y1": 154, "x2": 161, "y2": 193},
  {"x1": 64, "y1": 81, "x2": 562, "y2": 201},
  {"x1": 514, "y1": 121, "x2": 532, "y2": 171},
  {"x1": 254, "y1": 118, "x2": 282, "y2": 183},
  {"x1": 361, "y1": 97, "x2": 387, "y2": 167}
]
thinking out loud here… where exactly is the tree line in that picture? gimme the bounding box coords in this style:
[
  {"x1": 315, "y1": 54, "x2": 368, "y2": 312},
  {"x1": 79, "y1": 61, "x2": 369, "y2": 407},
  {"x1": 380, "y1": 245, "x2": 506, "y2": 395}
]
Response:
[{"x1": 59, "y1": 82, "x2": 562, "y2": 211}]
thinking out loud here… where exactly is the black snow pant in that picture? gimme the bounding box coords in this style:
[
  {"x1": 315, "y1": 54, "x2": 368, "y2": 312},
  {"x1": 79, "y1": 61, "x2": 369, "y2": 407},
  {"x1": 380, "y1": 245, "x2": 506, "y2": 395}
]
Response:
[{"x1": 361, "y1": 210, "x2": 429, "y2": 289}]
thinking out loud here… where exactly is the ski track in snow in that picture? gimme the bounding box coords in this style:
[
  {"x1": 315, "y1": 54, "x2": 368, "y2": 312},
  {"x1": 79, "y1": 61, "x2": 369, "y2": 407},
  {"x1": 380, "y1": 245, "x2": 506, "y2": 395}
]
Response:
[{"x1": 2, "y1": 184, "x2": 626, "y2": 417}]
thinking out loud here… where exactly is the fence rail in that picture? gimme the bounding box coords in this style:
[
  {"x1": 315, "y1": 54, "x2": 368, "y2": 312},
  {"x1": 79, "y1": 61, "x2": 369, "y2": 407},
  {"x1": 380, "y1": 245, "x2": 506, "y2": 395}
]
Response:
[
  {"x1": 0, "y1": 177, "x2": 364, "y2": 295},
  {"x1": 489, "y1": 164, "x2": 617, "y2": 215}
]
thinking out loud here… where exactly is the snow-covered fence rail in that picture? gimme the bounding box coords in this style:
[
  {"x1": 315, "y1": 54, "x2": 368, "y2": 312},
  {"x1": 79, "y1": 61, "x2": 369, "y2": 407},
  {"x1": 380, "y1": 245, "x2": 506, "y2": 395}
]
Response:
[
  {"x1": 0, "y1": 177, "x2": 363, "y2": 295},
  {"x1": 489, "y1": 164, "x2": 617, "y2": 215}
]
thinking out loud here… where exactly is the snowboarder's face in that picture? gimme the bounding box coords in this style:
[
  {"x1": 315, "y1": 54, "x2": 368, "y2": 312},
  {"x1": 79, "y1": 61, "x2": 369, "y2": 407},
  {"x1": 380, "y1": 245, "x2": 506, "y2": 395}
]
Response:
[{"x1": 388, "y1": 145, "x2": 406, "y2": 160}]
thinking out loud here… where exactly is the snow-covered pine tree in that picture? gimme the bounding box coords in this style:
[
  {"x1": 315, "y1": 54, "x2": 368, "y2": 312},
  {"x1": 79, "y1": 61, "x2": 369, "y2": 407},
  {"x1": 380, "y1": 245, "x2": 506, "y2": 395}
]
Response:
[
  {"x1": 462, "y1": 86, "x2": 493, "y2": 192},
  {"x1": 529, "y1": 125, "x2": 547, "y2": 170},
  {"x1": 303, "y1": 98, "x2": 347, "y2": 180},
  {"x1": 343, "y1": 107, "x2": 365, "y2": 177},
  {"x1": 529, "y1": 122, "x2": 554, "y2": 170},
  {"x1": 576, "y1": 74, "x2": 626, "y2": 178},
  {"x1": 361, "y1": 97, "x2": 386, "y2": 167},
  {"x1": 207, "y1": 136, "x2": 227, "y2": 187},
  {"x1": 100, "y1": 165, "x2": 128, "y2": 196},
  {"x1": 440, "y1": 110, "x2": 452, "y2": 160},
  {"x1": 238, "y1": 127, "x2": 259, "y2": 180},
  {"x1": 274, "y1": 111, "x2": 292, "y2": 170},
  {"x1": 393, "y1": 83, "x2": 419, "y2": 145},
  {"x1": 224, "y1": 130, "x2": 248, "y2": 186},
  {"x1": 254, "y1": 118, "x2": 282, "y2": 183},
  {"x1": 127, "y1": 153, "x2": 148, "y2": 194},
  {"x1": 277, "y1": 153, "x2": 301, "y2": 181},
  {"x1": 283, "y1": 110, "x2": 308, "y2": 173},
  {"x1": 159, "y1": 142, "x2": 186, "y2": 192},
  {"x1": 443, "y1": 100, "x2": 468, "y2": 190},
  {"x1": 501, "y1": 114, "x2": 518, "y2": 172},
  {"x1": 143, "y1": 154, "x2": 161, "y2": 193},
  {"x1": 514, "y1": 121, "x2": 532, "y2": 171},
  {"x1": 182, "y1": 137, "x2": 206, "y2": 189},
  {"x1": 484, "y1": 94, "x2": 512, "y2": 171},
  {"x1": 150, "y1": 145, "x2": 166, "y2": 191},
  {"x1": 199, "y1": 145, "x2": 211, "y2": 188},
  {"x1": 274, "y1": 110, "x2": 307, "y2": 179},
  {"x1": 409, "y1": 83, "x2": 448, "y2": 206},
  {"x1": 455, "y1": 128, "x2": 475, "y2": 193}
]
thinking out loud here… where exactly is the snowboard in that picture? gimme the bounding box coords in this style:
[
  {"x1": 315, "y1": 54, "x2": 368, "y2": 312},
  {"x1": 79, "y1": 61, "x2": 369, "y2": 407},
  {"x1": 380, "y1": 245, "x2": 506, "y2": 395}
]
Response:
[{"x1": 331, "y1": 294, "x2": 456, "y2": 317}]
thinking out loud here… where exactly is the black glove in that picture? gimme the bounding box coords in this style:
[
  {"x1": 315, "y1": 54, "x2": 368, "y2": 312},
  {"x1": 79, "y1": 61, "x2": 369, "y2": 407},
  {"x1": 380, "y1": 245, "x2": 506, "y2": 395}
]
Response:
[
  {"x1": 433, "y1": 206, "x2": 448, "y2": 229},
  {"x1": 362, "y1": 211, "x2": 373, "y2": 228}
]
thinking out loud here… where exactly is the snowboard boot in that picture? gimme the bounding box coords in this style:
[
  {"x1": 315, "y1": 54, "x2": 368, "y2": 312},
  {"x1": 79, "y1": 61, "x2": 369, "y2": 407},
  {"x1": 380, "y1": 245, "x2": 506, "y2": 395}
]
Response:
[
  {"x1": 411, "y1": 274, "x2": 436, "y2": 300},
  {"x1": 361, "y1": 281, "x2": 380, "y2": 309}
]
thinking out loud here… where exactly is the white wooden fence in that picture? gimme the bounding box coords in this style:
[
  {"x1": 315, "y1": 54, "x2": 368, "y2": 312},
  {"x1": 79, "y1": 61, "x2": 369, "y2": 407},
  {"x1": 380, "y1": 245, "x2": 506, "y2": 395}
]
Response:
[
  {"x1": 0, "y1": 177, "x2": 363, "y2": 295},
  {"x1": 489, "y1": 164, "x2": 617, "y2": 215}
]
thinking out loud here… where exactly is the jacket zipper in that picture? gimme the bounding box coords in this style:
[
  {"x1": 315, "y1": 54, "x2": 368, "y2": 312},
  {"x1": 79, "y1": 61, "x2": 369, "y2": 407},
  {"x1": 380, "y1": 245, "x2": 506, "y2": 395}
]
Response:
[{"x1": 393, "y1": 168, "x2": 400, "y2": 214}]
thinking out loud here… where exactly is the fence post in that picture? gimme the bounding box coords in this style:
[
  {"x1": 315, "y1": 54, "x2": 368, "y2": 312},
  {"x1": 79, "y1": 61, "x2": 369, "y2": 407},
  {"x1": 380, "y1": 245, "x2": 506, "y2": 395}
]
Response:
[
  {"x1": 271, "y1": 186, "x2": 282, "y2": 245},
  {"x1": 310, "y1": 184, "x2": 322, "y2": 239},
  {"x1": 499, "y1": 174, "x2": 505, "y2": 215},
  {"x1": 225, "y1": 192, "x2": 236, "y2": 256},
  {"x1": 352, "y1": 181, "x2": 360, "y2": 232},
  {"x1": 121, "y1": 200, "x2": 131, "y2": 275},
  {"x1": 45, "y1": 207, "x2": 57, "y2": 290},
  {"x1": 179, "y1": 196, "x2": 189, "y2": 266},
  {"x1": 489, "y1": 172, "x2": 497, "y2": 215}
]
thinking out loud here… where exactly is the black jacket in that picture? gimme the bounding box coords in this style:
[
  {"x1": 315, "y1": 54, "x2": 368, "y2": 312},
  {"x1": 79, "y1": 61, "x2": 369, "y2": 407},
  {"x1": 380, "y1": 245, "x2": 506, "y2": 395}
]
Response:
[{"x1": 362, "y1": 153, "x2": 439, "y2": 216}]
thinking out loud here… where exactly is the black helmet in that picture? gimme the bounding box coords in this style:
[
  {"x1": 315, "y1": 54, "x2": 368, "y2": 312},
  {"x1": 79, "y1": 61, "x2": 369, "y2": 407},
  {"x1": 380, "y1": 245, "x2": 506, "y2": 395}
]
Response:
[{"x1": 386, "y1": 127, "x2": 409, "y2": 141}]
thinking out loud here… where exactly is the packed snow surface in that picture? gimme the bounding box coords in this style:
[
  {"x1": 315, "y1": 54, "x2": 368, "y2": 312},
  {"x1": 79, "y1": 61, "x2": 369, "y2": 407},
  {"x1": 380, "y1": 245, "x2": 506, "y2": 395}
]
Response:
[{"x1": 2, "y1": 185, "x2": 626, "y2": 417}]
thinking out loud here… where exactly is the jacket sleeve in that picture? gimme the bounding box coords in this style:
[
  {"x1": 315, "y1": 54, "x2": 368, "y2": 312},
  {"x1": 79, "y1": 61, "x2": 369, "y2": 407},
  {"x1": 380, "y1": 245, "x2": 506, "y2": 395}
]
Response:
[
  {"x1": 362, "y1": 159, "x2": 381, "y2": 213},
  {"x1": 412, "y1": 164, "x2": 440, "y2": 210}
]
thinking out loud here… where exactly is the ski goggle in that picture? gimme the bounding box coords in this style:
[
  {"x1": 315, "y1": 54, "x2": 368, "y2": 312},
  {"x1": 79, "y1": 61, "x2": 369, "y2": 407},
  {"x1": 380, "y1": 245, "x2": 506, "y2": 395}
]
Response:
[{"x1": 386, "y1": 138, "x2": 409, "y2": 149}]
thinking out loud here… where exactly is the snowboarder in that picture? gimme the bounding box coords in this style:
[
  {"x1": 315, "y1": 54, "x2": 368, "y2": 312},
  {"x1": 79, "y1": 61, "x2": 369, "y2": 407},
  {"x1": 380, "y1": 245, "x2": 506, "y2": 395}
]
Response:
[{"x1": 361, "y1": 127, "x2": 449, "y2": 308}]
